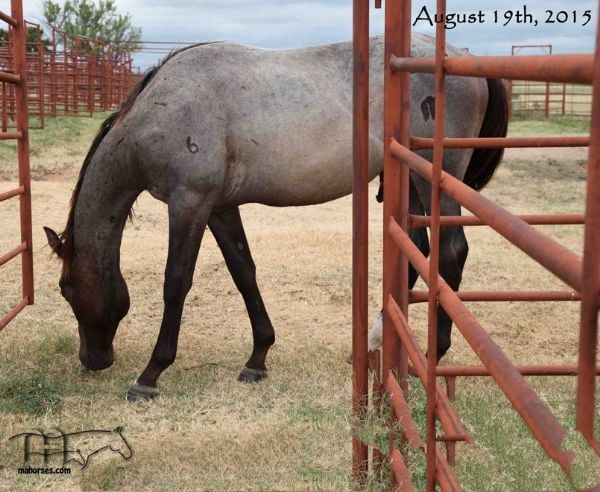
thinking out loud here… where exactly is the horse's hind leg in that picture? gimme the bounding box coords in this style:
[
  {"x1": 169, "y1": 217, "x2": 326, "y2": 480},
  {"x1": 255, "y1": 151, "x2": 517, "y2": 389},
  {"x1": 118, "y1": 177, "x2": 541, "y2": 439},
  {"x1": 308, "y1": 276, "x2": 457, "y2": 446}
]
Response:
[
  {"x1": 435, "y1": 222, "x2": 468, "y2": 360},
  {"x1": 412, "y1": 151, "x2": 470, "y2": 361},
  {"x1": 208, "y1": 207, "x2": 275, "y2": 383},
  {"x1": 127, "y1": 189, "x2": 217, "y2": 401}
]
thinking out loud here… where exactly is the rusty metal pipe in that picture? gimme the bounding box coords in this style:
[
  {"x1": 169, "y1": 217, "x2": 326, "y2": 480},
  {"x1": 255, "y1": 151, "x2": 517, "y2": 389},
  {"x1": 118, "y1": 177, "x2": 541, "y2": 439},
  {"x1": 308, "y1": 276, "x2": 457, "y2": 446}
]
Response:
[
  {"x1": 410, "y1": 365, "x2": 600, "y2": 377},
  {"x1": 0, "y1": 131, "x2": 22, "y2": 140},
  {"x1": 0, "y1": 297, "x2": 28, "y2": 331},
  {"x1": 425, "y1": 6, "x2": 448, "y2": 487},
  {"x1": 387, "y1": 372, "x2": 425, "y2": 450},
  {"x1": 410, "y1": 136, "x2": 590, "y2": 150},
  {"x1": 0, "y1": 10, "x2": 18, "y2": 27},
  {"x1": 12, "y1": 0, "x2": 34, "y2": 305},
  {"x1": 391, "y1": 54, "x2": 594, "y2": 84},
  {"x1": 576, "y1": 6, "x2": 600, "y2": 441},
  {"x1": 387, "y1": 296, "x2": 471, "y2": 443},
  {"x1": 409, "y1": 290, "x2": 580, "y2": 303},
  {"x1": 390, "y1": 449, "x2": 415, "y2": 491},
  {"x1": 434, "y1": 446, "x2": 461, "y2": 492},
  {"x1": 351, "y1": 0, "x2": 369, "y2": 480},
  {"x1": 409, "y1": 214, "x2": 585, "y2": 228},
  {"x1": 0, "y1": 186, "x2": 24, "y2": 202},
  {"x1": 0, "y1": 242, "x2": 26, "y2": 267},
  {"x1": 391, "y1": 141, "x2": 583, "y2": 292},
  {"x1": 0, "y1": 71, "x2": 20, "y2": 84},
  {"x1": 388, "y1": 216, "x2": 577, "y2": 476}
]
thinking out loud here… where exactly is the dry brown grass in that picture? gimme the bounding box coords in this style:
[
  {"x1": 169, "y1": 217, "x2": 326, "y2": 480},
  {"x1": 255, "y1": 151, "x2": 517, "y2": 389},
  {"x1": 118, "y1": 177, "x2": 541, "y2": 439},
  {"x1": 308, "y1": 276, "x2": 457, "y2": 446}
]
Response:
[{"x1": 0, "y1": 114, "x2": 598, "y2": 490}]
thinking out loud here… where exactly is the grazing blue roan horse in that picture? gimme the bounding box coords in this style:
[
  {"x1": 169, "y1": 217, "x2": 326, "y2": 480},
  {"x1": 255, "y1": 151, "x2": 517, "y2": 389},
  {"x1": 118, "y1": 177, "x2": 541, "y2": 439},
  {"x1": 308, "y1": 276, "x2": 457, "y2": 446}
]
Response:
[{"x1": 44, "y1": 34, "x2": 508, "y2": 401}]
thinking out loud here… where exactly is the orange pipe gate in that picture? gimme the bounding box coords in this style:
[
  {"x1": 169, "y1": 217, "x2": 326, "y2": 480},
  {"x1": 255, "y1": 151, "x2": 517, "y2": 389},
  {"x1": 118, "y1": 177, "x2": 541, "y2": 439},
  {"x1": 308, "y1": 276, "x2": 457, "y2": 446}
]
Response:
[
  {"x1": 352, "y1": 1, "x2": 599, "y2": 490},
  {"x1": 0, "y1": 0, "x2": 33, "y2": 330}
]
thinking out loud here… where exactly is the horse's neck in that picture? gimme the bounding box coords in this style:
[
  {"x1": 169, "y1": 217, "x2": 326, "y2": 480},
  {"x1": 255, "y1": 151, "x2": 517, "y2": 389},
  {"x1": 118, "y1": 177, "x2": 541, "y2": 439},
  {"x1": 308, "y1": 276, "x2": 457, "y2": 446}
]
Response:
[{"x1": 73, "y1": 149, "x2": 142, "y2": 270}]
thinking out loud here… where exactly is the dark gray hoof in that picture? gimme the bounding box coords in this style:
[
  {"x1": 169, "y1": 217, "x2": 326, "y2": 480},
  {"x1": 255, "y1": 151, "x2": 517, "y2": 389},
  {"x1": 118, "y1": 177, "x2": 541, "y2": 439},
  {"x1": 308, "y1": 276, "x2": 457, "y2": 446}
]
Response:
[
  {"x1": 237, "y1": 366, "x2": 268, "y2": 383},
  {"x1": 126, "y1": 379, "x2": 159, "y2": 402}
]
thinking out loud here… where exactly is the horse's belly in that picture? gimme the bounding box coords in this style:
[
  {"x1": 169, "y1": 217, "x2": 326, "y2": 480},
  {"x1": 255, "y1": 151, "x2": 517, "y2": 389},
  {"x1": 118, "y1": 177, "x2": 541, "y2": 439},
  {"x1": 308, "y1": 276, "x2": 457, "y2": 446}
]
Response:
[
  {"x1": 245, "y1": 154, "x2": 353, "y2": 206},
  {"x1": 232, "y1": 138, "x2": 381, "y2": 207}
]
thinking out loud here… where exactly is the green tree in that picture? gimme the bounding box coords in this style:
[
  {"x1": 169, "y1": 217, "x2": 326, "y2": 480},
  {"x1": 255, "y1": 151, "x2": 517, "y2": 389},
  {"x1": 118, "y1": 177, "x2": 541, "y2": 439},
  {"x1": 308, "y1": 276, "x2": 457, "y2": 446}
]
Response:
[
  {"x1": 0, "y1": 27, "x2": 51, "y2": 53},
  {"x1": 42, "y1": 0, "x2": 141, "y2": 56}
]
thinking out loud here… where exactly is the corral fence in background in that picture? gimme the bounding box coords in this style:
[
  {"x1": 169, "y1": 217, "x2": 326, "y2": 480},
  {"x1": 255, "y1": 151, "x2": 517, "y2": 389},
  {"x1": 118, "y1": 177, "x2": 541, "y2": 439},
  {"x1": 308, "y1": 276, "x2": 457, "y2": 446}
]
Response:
[
  {"x1": 352, "y1": 0, "x2": 599, "y2": 490},
  {"x1": 0, "y1": 0, "x2": 33, "y2": 330},
  {"x1": 1, "y1": 21, "x2": 143, "y2": 130},
  {"x1": 510, "y1": 44, "x2": 593, "y2": 118}
]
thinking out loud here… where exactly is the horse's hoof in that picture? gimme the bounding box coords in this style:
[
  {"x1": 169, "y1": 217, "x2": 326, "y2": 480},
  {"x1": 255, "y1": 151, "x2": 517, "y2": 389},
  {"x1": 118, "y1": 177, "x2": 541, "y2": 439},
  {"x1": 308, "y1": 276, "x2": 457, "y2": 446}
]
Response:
[
  {"x1": 126, "y1": 379, "x2": 160, "y2": 402},
  {"x1": 237, "y1": 366, "x2": 268, "y2": 383}
]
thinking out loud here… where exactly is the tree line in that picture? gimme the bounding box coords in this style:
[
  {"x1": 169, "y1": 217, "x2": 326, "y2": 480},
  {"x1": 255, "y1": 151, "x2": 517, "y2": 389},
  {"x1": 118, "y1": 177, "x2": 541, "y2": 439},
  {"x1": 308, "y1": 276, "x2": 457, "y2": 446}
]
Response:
[{"x1": 0, "y1": 0, "x2": 141, "y2": 56}]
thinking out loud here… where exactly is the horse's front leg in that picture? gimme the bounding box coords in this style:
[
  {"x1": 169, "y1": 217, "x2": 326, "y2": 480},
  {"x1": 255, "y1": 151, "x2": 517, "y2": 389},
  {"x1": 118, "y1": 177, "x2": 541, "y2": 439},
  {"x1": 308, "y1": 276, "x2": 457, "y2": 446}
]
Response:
[
  {"x1": 127, "y1": 190, "x2": 216, "y2": 401},
  {"x1": 208, "y1": 207, "x2": 275, "y2": 383}
]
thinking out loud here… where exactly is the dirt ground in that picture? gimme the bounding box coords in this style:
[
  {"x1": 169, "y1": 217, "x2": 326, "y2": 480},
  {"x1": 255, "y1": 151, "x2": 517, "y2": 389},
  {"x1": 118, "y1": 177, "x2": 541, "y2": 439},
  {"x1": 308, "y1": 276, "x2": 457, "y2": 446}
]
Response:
[{"x1": 0, "y1": 118, "x2": 597, "y2": 490}]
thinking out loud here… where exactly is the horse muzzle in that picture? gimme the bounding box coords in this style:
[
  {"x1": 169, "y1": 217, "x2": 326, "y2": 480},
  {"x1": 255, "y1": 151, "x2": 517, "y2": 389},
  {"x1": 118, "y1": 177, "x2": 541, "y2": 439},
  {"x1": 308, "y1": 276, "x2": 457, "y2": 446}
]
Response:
[{"x1": 80, "y1": 347, "x2": 114, "y2": 371}]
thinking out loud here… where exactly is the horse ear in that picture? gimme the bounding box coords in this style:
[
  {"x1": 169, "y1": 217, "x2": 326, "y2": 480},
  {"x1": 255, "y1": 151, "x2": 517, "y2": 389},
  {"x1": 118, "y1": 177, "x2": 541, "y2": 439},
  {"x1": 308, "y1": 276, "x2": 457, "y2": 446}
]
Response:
[
  {"x1": 114, "y1": 426, "x2": 123, "y2": 433},
  {"x1": 43, "y1": 226, "x2": 63, "y2": 258}
]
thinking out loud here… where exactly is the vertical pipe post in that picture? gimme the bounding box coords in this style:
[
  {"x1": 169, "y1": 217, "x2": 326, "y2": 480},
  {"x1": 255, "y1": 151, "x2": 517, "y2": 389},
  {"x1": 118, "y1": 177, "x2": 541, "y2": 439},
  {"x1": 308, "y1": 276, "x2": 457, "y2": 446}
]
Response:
[
  {"x1": 383, "y1": 3, "x2": 410, "y2": 483},
  {"x1": 383, "y1": 0, "x2": 410, "y2": 389},
  {"x1": 37, "y1": 24, "x2": 44, "y2": 128},
  {"x1": 73, "y1": 37, "x2": 79, "y2": 113},
  {"x1": 576, "y1": 9, "x2": 600, "y2": 441},
  {"x1": 545, "y1": 81, "x2": 550, "y2": 118},
  {"x1": 2, "y1": 81, "x2": 7, "y2": 132},
  {"x1": 50, "y1": 28, "x2": 56, "y2": 116},
  {"x1": 445, "y1": 376, "x2": 457, "y2": 466},
  {"x1": 352, "y1": 0, "x2": 369, "y2": 481},
  {"x1": 11, "y1": 0, "x2": 34, "y2": 305},
  {"x1": 426, "y1": 1, "x2": 447, "y2": 489}
]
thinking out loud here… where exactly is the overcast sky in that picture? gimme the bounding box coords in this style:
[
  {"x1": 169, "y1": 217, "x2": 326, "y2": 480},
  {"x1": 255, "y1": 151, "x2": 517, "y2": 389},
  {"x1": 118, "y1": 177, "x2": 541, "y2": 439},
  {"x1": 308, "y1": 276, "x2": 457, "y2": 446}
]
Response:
[{"x1": 5, "y1": 0, "x2": 598, "y2": 70}]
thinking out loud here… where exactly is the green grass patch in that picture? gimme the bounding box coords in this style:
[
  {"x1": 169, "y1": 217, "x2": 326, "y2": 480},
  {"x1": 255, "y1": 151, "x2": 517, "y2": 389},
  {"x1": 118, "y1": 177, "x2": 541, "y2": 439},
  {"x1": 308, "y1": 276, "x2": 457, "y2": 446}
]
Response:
[
  {"x1": 294, "y1": 464, "x2": 348, "y2": 489},
  {"x1": 0, "y1": 372, "x2": 63, "y2": 416},
  {"x1": 288, "y1": 401, "x2": 346, "y2": 428},
  {"x1": 0, "y1": 112, "x2": 110, "y2": 178},
  {"x1": 508, "y1": 116, "x2": 590, "y2": 136}
]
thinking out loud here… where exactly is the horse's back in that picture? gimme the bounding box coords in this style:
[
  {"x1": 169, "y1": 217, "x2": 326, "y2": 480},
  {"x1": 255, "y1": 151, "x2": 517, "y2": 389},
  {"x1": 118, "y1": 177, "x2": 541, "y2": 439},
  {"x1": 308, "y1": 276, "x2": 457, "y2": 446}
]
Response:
[{"x1": 112, "y1": 36, "x2": 488, "y2": 207}]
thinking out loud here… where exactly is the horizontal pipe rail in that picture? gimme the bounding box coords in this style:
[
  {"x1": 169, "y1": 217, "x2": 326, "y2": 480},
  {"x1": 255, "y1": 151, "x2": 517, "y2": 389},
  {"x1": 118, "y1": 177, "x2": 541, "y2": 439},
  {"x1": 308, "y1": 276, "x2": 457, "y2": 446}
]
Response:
[
  {"x1": 387, "y1": 372, "x2": 460, "y2": 491},
  {"x1": 409, "y1": 214, "x2": 585, "y2": 228},
  {"x1": 387, "y1": 295, "x2": 472, "y2": 443},
  {"x1": 387, "y1": 372, "x2": 425, "y2": 450},
  {"x1": 0, "y1": 11, "x2": 17, "y2": 27},
  {"x1": 410, "y1": 136, "x2": 590, "y2": 150},
  {"x1": 0, "y1": 186, "x2": 24, "y2": 202},
  {"x1": 391, "y1": 140, "x2": 583, "y2": 292},
  {"x1": 0, "y1": 297, "x2": 28, "y2": 331},
  {"x1": 388, "y1": 216, "x2": 578, "y2": 476},
  {"x1": 0, "y1": 242, "x2": 26, "y2": 267},
  {"x1": 435, "y1": 446, "x2": 461, "y2": 492},
  {"x1": 390, "y1": 449, "x2": 414, "y2": 492},
  {"x1": 409, "y1": 290, "x2": 580, "y2": 303},
  {"x1": 390, "y1": 54, "x2": 594, "y2": 84},
  {"x1": 0, "y1": 71, "x2": 20, "y2": 84},
  {"x1": 410, "y1": 365, "x2": 600, "y2": 377},
  {"x1": 0, "y1": 131, "x2": 22, "y2": 140}
]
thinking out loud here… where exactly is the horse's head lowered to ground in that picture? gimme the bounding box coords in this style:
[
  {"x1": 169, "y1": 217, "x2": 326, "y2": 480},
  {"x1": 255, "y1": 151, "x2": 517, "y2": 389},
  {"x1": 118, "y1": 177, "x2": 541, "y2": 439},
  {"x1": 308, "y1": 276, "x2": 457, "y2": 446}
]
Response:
[{"x1": 44, "y1": 224, "x2": 130, "y2": 371}]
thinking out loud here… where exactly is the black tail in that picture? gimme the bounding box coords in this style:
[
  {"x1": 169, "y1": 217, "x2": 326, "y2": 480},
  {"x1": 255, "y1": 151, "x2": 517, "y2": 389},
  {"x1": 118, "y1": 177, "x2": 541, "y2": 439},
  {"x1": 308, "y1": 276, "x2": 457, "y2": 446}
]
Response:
[{"x1": 463, "y1": 78, "x2": 509, "y2": 191}]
